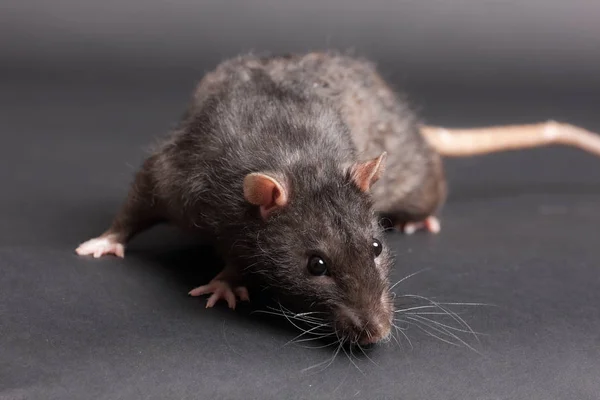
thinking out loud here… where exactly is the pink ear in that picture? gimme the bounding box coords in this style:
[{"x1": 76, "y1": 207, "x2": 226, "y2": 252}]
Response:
[
  {"x1": 350, "y1": 152, "x2": 387, "y2": 192},
  {"x1": 243, "y1": 173, "x2": 288, "y2": 218}
]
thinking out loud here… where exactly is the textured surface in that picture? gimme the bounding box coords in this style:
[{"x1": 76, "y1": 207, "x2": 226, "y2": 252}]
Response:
[{"x1": 2, "y1": 73, "x2": 600, "y2": 400}]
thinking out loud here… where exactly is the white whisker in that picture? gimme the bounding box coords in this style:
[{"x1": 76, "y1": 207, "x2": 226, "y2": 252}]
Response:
[
  {"x1": 409, "y1": 314, "x2": 486, "y2": 336},
  {"x1": 404, "y1": 312, "x2": 462, "y2": 316},
  {"x1": 392, "y1": 322, "x2": 413, "y2": 350},
  {"x1": 254, "y1": 309, "x2": 327, "y2": 327},
  {"x1": 342, "y1": 343, "x2": 364, "y2": 375},
  {"x1": 285, "y1": 323, "x2": 333, "y2": 346},
  {"x1": 389, "y1": 268, "x2": 430, "y2": 291},
  {"x1": 293, "y1": 340, "x2": 339, "y2": 350},
  {"x1": 399, "y1": 294, "x2": 480, "y2": 344},
  {"x1": 406, "y1": 321, "x2": 462, "y2": 347},
  {"x1": 394, "y1": 305, "x2": 439, "y2": 313},
  {"x1": 405, "y1": 316, "x2": 481, "y2": 355},
  {"x1": 301, "y1": 342, "x2": 342, "y2": 373},
  {"x1": 302, "y1": 327, "x2": 344, "y2": 374},
  {"x1": 292, "y1": 333, "x2": 336, "y2": 344},
  {"x1": 436, "y1": 302, "x2": 494, "y2": 307},
  {"x1": 357, "y1": 344, "x2": 380, "y2": 368}
]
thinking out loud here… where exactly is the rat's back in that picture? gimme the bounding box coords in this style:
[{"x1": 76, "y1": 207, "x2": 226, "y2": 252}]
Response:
[
  {"x1": 149, "y1": 54, "x2": 367, "y2": 229},
  {"x1": 193, "y1": 51, "x2": 423, "y2": 155},
  {"x1": 214, "y1": 52, "x2": 443, "y2": 218},
  {"x1": 170, "y1": 51, "x2": 445, "y2": 224}
]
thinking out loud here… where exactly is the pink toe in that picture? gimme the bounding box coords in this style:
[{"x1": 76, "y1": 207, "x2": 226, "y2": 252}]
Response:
[
  {"x1": 426, "y1": 216, "x2": 441, "y2": 233},
  {"x1": 224, "y1": 290, "x2": 237, "y2": 309},
  {"x1": 206, "y1": 292, "x2": 221, "y2": 308},
  {"x1": 115, "y1": 246, "x2": 125, "y2": 258},
  {"x1": 189, "y1": 285, "x2": 208, "y2": 297}
]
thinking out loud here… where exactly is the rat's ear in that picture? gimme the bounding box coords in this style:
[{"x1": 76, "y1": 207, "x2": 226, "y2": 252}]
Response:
[
  {"x1": 243, "y1": 172, "x2": 288, "y2": 219},
  {"x1": 350, "y1": 152, "x2": 387, "y2": 192}
]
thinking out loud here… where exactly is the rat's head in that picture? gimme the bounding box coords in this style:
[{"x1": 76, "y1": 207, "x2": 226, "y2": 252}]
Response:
[{"x1": 243, "y1": 152, "x2": 394, "y2": 345}]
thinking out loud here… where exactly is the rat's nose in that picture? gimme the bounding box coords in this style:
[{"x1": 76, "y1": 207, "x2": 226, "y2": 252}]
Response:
[{"x1": 358, "y1": 316, "x2": 392, "y2": 345}]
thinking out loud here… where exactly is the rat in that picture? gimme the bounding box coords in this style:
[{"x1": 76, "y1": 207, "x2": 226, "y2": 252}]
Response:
[{"x1": 75, "y1": 51, "x2": 600, "y2": 346}]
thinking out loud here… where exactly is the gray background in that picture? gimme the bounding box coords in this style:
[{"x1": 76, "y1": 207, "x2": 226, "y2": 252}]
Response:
[
  {"x1": 2, "y1": 1, "x2": 600, "y2": 400},
  {"x1": 3, "y1": 0, "x2": 600, "y2": 86}
]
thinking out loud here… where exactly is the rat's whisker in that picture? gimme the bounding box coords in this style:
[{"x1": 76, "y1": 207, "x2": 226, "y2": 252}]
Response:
[
  {"x1": 253, "y1": 309, "x2": 319, "y2": 325},
  {"x1": 285, "y1": 323, "x2": 334, "y2": 346},
  {"x1": 277, "y1": 303, "x2": 320, "y2": 338},
  {"x1": 251, "y1": 309, "x2": 287, "y2": 318},
  {"x1": 255, "y1": 309, "x2": 328, "y2": 328},
  {"x1": 342, "y1": 341, "x2": 364, "y2": 375},
  {"x1": 404, "y1": 311, "x2": 463, "y2": 316},
  {"x1": 409, "y1": 314, "x2": 487, "y2": 336},
  {"x1": 434, "y1": 304, "x2": 480, "y2": 344},
  {"x1": 405, "y1": 320, "x2": 462, "y2": 347},
  {"x1": 272, "y1": 305, "x2": 329, "y2": 324},
  {"x1": 405, "y1": 316, "x2": 466, "y2": 340},
  {"x1": 357, "y1": 344, "x2": 379, "y2": 368},
  {"x1": 328, "y1": 342, "x2": 344, "y2": 370},
  {"x1": 285, "y1": 317, "x2": 330, "y2": 328},
  {"x1": 389, "y1": 268, "x2": 430, "y2": 291},
  {"x1": 436, "y1": 302, "x2": 495, "y2": 307},
  {"x1": 398, "y1": 327, "x2": 413, "y2": 350},
  {"x1": 405, "y1": 316, "x2": 481, "y2": 355},
  {"x1": 391, "y1": 321, "x2": 413, "y2": 349},
  {"x1": 390, "y1": 327, "x2": 403, "y2": 348},
  {"x1": 301, "y1": 343, "x2": 341, "y2": 373},
  {"x1": 394, "y1": 305, "x2": 439, "y2": 313},
  {"x1": 295, "y1": 311, "x2": 329, "y2": 318},
  {"x1": 292, "y1": 332, "x2": 336, "y2": 345},
  {"x1": 268, "y1": 302, "x2": 339, "y2": 349},
  {"x1": 294, "y1": 340, "x2": 339, "y2": 350},
  {"x1": 302, "y1": 327, "x2": 344, "y2": 374},
  {"x1": 399, "y1": 294, "x2": 480, "y2": 344}
]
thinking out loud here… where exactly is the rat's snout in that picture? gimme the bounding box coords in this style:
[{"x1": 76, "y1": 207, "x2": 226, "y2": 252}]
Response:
[
  {"x1": 357, "y1": 314, "x2": 392, "y2": 345},
  {"x1": 337, "y1": 304, "x2": 393, "y2": 345}
]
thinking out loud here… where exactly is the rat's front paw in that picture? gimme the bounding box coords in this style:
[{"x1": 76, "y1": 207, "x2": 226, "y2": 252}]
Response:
[
  {"x1": 399, "y1": 216, "x2": 441, "y2": 235},
  {"x1": 188, "y1": 280, "x2": 249, "y2": 309},
  {"x1": 75, "y1": 235, "x2": 125, "y2": 258}
]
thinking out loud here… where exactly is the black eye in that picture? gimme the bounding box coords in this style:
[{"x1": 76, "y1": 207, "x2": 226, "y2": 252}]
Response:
[
  {"x1": 372, "y1": 239, "x2": 383, "y2": 257},
  {"x1": 307, "y1": 256, "x2": 328, "y2": 276}
]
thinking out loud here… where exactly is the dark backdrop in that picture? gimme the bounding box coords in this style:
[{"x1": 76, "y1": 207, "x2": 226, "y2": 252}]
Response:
[
  {"x1": 3, "y1": 0, "x2": 600, "y2": 87},
  {"x1": 2, "y1": 2, "x2": 600, "y2": 400}
]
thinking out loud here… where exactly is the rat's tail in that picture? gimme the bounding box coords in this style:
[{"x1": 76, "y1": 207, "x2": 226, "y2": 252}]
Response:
[{"x1": 420, "y1": 121, "x2": 600, "y2": 158}]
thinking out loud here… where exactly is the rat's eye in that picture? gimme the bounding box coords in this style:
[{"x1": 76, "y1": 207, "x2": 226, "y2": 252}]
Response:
[
  {"x1": 307, "y1": 256, "x2": 328, "y2": 276},
  {"x1": 372, "y1": 239, "x2": 383, "y2": 257}
]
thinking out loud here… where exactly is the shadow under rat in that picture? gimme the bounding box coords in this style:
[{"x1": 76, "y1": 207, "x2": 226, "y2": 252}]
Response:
[{"x1": 123, "y1": 225, "x2": 347, "y2": 350}]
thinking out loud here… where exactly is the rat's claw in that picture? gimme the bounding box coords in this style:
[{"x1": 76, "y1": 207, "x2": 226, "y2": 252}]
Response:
[
  {"x1": 400, "y1": 216, "x2": 441, "y2": 235},
  {"x1": 76, "y1": 236, "x2": 125, "y2": 258},
  {"x1": 189, "y1": 280, "x2": 249, "y2": 309},
  {"x1": 206, "y1": 290, "x2": 236, "y2": 309}
]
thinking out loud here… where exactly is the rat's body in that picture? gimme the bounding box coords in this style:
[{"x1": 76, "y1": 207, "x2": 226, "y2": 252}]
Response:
[{"x1": 76, "y1": 52, "x2": 600, "y2": 345}]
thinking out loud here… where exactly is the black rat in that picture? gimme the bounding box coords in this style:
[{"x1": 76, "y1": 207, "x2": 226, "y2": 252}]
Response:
[{"x1": 75, "y1": 52, "x2": 600, "y2": 345}]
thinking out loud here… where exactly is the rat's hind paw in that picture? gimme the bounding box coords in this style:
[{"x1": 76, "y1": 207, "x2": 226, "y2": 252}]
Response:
[
  {"x1": 75, "y1": 236, "x2": 125, "y2": 258},
  {"x1": 189, "y1": 280, "x2": 250, "y2": 309},
  {"x1": 400, "y1": 216, "x2": 441, "y2": 235}
]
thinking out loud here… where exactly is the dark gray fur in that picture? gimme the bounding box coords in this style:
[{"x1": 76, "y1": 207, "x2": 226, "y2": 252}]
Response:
[{"x1": 91, "y1": 52, "x2": 448, "y2": 343}]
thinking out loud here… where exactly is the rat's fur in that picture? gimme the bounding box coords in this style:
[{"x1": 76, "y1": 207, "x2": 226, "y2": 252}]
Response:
[
  {"x1": 191, "y1": 52, "x2": 446, "y2": 224},
  {"x1": 77, "y1": 51, "x2": 450, "y2": 344},
  {"x1": 77, "y1": 51, "x2": 600, "y2": 344}
]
